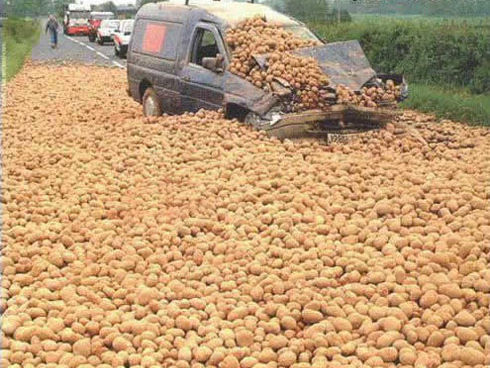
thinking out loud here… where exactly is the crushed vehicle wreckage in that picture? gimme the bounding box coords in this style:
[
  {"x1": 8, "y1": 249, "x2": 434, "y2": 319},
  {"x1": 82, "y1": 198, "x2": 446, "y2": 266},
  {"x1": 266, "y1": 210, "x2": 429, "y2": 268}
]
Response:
[
  {"x1": 239, "y1": 40, "x2": 408, "y2": 139},
  {"x1": 127, "y1": 1, "x2": 408, "y2": 139}
]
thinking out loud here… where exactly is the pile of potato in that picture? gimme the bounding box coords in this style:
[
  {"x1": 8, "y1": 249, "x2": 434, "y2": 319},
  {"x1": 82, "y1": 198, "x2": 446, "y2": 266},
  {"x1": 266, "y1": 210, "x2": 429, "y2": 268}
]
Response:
[
  {"x1": 362, "y1": 79, "x2": 402, "y2": 106},
  {"x1": 226, "y1": 17, "x2": 320, "y2": 80},
  {"x1": 2, "y1": 64, "x2": 490, "y2": 368},
  {"x1": 337, "y1": 81, "x2": 402, "y2": 108},
  {"x1": 226, "y1": 17, "x2": 332, "y2": 111},
  {"x1": 227, "y1": 17, "x2": 403, "y2": 112}
]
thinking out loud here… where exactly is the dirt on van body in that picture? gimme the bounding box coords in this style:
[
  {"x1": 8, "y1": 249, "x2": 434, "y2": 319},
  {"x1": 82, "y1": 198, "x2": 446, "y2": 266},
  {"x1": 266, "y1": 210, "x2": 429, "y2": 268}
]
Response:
[{"x1": 2, "y1": 64, "x2": 490, "y2": 368}]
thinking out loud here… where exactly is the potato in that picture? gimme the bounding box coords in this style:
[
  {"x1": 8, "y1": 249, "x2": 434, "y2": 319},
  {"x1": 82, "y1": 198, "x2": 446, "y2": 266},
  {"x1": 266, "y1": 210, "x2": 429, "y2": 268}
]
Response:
[
  {"x1": 72, "y1": 338, "x2": 91, "y2": 358},
  {"x1": 278, "y1": 350, "x2": 297, "y2": 367},
  {"x1": 3, "y1": 64, "x2": 489, "y2": 368},
  {"x1": 454, "y1": 310, "x2": 477, "y2": 326},
  {"x1": 235, "y1": 329, "x2": 254, "y2": 347}
]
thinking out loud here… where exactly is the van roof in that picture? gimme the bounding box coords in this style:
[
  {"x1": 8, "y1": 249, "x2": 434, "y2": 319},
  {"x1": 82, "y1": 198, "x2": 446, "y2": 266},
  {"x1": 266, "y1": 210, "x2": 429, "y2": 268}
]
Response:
[{"x1": 138, "y1": 1, "x2": 300, "y2": 27}]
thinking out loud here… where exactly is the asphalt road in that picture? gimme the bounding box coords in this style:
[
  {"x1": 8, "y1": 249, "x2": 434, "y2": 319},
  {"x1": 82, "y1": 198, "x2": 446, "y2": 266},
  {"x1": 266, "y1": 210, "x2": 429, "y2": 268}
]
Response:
[{"x1": 31, "y1": 26, "x2": 127, "y2": 69}]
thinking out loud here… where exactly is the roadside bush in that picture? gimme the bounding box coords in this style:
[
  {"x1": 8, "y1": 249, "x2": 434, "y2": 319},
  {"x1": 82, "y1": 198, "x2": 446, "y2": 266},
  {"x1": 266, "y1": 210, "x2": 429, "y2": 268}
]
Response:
[
  {"x1": 4, "y1": 17, "x2": 41, "y2": 81},
  {"x1": 471, "y1": 61, "x2": 490, "y2": 95},
  {"x1": 402, "y1": 83, "x2": 490, "y2": 126},
  {"x1": 313, "y1": 19, "x2": 490, "y2": 94}
]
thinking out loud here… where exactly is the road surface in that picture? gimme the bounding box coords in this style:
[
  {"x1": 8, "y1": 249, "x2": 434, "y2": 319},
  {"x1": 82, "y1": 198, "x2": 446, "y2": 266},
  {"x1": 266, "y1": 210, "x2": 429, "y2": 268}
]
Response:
[{"x1": 31, "y1": 25, "x2": 126, "y2": 69}]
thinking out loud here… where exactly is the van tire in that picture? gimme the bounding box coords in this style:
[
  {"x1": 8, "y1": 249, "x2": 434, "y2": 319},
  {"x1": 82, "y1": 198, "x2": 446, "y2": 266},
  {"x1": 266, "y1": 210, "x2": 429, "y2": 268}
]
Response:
[{"x1": 142, "y1": 88, "x2": 162, "y2": 117}]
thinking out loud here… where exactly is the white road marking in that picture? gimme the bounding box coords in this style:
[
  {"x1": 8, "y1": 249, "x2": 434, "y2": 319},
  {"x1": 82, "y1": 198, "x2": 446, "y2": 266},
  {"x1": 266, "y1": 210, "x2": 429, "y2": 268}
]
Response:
[
  {"x1": 112, "y1": 61, "x2": 125, "y2": 68},
  {"x1": 64, "y1": 35, "x2": 126, "y2": 68},
  {"x1": 96, "y1": 51, "x2": 110, "y2": 60}
]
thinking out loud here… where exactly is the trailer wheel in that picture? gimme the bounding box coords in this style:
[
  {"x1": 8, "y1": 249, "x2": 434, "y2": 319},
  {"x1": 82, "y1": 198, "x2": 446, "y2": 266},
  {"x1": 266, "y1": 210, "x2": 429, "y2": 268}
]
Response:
[
  {"x1": 88, "y1": 34, "x2": 96, "y2": 42},
  {"x1": 142, "y1": 88, "x2": 162, "y2": 117}
]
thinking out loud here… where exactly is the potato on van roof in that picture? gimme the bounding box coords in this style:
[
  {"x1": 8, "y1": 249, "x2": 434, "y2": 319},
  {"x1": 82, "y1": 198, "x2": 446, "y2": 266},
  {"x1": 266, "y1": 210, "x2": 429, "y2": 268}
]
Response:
[{"x1": 148, "y1": 1, "x2": 299, "y2": 27}]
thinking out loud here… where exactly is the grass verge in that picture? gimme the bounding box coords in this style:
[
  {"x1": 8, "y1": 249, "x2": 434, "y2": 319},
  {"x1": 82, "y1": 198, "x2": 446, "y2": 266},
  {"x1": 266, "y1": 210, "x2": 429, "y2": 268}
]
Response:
[
  {"x1": 402, "y1": 83, "x2": 490, "y2": 126},
  {"x1": 4, "y1": 17, "x2": 41, "y2": 81}
]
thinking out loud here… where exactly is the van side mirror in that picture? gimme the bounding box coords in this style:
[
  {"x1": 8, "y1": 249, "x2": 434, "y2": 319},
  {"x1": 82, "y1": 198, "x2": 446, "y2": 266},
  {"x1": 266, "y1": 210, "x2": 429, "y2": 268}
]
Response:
[{"x1": 202, "y1": 54, "x2": 225, "y2": 73}]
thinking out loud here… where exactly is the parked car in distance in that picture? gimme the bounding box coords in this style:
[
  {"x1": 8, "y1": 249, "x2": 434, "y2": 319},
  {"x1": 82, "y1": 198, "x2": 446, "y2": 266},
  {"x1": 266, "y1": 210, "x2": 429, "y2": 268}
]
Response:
[
  {"x1": 96, "y1": 19, "x2": 120, "y2": 45},
  {"x1": 63, "y1": 3, "x2": 91, "y2": 36},
  {"x1": 88, "y1": 12, "x2": 115, "y2": 42},
  {"x1": 114, "y1": 19, "x2": 135, "y2": 58}
]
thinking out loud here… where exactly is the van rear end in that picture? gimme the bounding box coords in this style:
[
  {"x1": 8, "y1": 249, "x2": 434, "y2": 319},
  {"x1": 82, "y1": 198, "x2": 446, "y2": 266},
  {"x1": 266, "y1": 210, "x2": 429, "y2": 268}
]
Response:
[{"x1": 127, "y1": 5, "x2": 188, "y2": 108}]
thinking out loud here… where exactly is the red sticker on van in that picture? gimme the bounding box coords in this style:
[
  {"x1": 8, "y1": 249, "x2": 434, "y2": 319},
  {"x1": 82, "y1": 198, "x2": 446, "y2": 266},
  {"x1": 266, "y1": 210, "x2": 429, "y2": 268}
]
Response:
[{"x1": 142, "y1": 23, "x2": 166, "y2": 54}]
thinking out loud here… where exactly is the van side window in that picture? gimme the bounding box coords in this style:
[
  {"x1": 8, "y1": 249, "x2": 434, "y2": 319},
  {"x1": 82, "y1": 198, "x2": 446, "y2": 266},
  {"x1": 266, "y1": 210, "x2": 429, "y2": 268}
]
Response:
[
  {"x1": 132, "y1": 19, "x2": 182, "y2": 60},
  {"x1": 191, "y1": 28, "x2": 219, "y2": 66}
]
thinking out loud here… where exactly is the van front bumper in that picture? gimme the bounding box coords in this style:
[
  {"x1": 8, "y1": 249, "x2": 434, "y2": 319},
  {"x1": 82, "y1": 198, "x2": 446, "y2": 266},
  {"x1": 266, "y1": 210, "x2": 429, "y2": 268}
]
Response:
[{"x1": 256, "y1": 105, "x2": 400, "y2": 140}]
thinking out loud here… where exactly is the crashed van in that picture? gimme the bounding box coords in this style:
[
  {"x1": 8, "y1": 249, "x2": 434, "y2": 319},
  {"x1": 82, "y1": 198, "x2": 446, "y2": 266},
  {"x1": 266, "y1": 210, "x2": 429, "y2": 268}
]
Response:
[{"x1": 127, "y1": 1, "x2": 407, "y2": 139}]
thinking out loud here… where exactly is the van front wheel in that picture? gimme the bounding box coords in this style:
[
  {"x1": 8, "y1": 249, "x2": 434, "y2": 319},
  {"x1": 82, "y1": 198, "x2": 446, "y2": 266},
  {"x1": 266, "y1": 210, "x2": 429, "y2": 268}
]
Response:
[{"x1": 143, "y1": 88, "x2": 162, "y2": 117}]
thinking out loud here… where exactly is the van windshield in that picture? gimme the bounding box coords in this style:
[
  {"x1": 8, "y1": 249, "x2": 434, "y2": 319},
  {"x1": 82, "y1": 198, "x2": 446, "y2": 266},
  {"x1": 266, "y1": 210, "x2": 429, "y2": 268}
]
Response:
[{"x1": 284, "y1": 26, "x2": 322, "y2": 43}]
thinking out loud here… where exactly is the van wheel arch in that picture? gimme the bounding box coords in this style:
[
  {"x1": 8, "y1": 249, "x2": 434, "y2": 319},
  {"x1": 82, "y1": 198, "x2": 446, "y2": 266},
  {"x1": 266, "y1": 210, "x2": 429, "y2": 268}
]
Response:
[
  {"x1": 225, "y1": 103, "x2": 250, "y2": 122},
  {"x1": 142, "y1": 88, "x2": 163, "y2": 117},
  {"x1": 139, "y1": 80, "x2": 152, "y2": 102}
]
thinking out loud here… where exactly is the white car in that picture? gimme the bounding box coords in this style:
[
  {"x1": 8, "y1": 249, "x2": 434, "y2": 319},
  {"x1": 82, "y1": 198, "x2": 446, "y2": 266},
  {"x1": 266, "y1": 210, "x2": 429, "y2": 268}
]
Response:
[
  {"x1": 114, "y1": 19, "x2": 135, "y2": 58},
  {"x1": 97, "y1": 19, "x2": 120, "y2": 45}
]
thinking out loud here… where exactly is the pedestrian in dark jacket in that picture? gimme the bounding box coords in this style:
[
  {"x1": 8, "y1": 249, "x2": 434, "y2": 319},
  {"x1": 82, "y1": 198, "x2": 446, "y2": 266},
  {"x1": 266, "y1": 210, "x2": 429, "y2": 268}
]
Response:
[{"x1": 45, "y1": 15, "x2": 60, "y2": 49}]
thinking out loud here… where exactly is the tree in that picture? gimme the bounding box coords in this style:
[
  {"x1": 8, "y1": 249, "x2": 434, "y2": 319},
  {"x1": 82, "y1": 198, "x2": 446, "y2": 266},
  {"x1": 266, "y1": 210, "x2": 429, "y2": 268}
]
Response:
[
  {"x1": 6, "y1": 0, "x2": 52, "y2": 17},
  {"x1": 283, "y1": 0, "x2": 331, "y2": 22},
  {"x1": 53, "y1": 0, "x2": 71, "y2": 17},
  {"x1": 137, "y1": 0, "x2": 159, "y2": 9},
  {"x1": 98, "y1": 1, "x2": 118, "y2": 14}
]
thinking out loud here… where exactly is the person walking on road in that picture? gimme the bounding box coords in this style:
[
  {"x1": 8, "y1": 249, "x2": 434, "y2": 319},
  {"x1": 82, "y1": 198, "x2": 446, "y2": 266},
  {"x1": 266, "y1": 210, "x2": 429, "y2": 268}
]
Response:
[{"x1": 46, "y1": 15, "x2": 60, "y2": 49}]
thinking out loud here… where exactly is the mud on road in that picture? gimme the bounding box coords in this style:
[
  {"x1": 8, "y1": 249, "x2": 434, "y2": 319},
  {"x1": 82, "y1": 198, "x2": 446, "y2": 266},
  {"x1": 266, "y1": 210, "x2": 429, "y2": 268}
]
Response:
[{"x1": 2, "y1": 64, "x2": 490, "y2": 368}]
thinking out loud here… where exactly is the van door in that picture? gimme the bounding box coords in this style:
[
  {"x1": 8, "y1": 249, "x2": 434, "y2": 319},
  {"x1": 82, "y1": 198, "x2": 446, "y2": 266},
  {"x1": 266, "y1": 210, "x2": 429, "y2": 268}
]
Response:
[{"x1": 180, "y1": 23, "x2": 228, "y2": 112}]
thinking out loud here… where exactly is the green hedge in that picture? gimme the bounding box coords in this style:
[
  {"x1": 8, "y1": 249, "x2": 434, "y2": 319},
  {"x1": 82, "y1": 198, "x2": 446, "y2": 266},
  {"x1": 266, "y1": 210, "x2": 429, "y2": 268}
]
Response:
[
  {"x1": 4, "y1": 18, "x2": 41, "y2": 81},
  {"x1": 312, "y1": 19, "x2": 490, "y2": 94}
]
